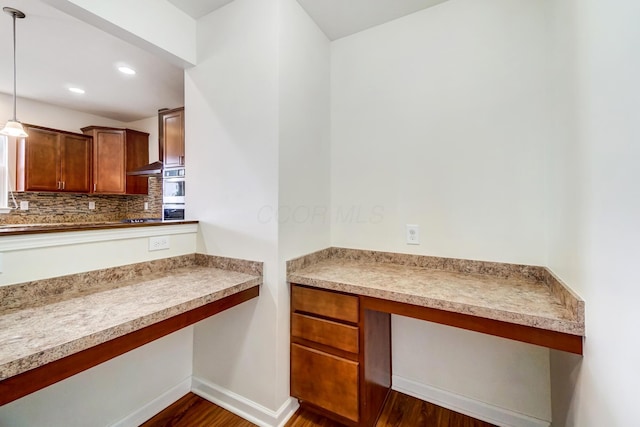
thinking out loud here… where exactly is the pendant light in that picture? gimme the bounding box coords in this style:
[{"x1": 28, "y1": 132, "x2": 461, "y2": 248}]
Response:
[{"x1": 1, "y1": 7, "x2": 27, "y2": 138}]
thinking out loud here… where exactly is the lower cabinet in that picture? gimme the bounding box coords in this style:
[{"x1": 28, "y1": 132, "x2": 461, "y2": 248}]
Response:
[
  {"x1": 291, "y1": 344, "x2": 360, "y2": 422},
  {"x1": 290, "y1": 284, "x2": 391, "y2": 427}
]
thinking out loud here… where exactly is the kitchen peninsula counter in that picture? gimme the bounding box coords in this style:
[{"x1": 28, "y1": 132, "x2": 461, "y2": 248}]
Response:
[
  {"x1": 0, "y1": 220, "x2": 198, "y2": 236},
  {"x1": 287, "y1": 247, "x2": 584, "y2": 354},
  {"x1": 0, "y1": 253, "x2": 262, "y2": 405}
]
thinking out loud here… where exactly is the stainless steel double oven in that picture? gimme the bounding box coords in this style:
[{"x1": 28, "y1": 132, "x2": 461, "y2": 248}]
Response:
[{"x1": 162, "y1": 167, "x2": 185, "y2": 221}]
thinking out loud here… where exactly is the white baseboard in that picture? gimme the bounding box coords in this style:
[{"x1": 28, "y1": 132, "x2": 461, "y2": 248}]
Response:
[
  {"x1": 392, "y1": 375, "x2": 550, "y2": 427},
  {"x1": 109, "y1": 376, "x2": 192, "y2": 427},
  {"x1": 192, "y1": 376, "x2": 299, "y2": 427}
]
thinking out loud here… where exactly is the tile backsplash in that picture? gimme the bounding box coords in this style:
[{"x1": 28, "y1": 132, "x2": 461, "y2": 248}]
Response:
[{"x1": 0, "y1": 177, "x2": 162, "y2": 225}]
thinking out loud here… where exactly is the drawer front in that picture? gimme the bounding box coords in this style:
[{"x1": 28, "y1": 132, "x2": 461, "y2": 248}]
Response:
[
  {"x1": 291, "y1": 343, "x2": 359, "y2": 422},
  {"x1": 292, "y1": 313, "x2": 359, "y2": 354},
  {"x1": 292, "y1": 285, "x2": 359, "y2": 323}
]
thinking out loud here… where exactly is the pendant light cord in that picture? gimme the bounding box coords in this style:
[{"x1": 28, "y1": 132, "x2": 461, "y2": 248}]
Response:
[
  {"x1": 0, "y1": 7, "x2": 26, "y2": 137},
  {"x1": 11, "y1": 11, "x2": 17, "y2": 122}
]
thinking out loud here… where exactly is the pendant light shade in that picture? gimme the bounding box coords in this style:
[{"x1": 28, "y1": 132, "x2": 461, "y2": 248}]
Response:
[
  {"x1": 1, "y1": 7, "x2": 27, "y2": 138},
  {"x1": 1, "y1": 120, "x2": 27, "y2": 137}
]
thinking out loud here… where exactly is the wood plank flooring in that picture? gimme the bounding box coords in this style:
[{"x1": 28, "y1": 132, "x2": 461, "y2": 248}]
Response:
[
  {"x1": 140, "y1": 393, "x2": 254, "y2": 427},
  {"x1": 374, "y1": 391, "x2": 496, "y2": 427},
  {"x1": 141, "y1": 391, "x2": 496, "y2": 427}
]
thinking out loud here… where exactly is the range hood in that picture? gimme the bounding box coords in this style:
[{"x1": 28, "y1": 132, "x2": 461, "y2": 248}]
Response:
[{"x1": 127, "y1": 160, "x2": 163, "y2": 177}]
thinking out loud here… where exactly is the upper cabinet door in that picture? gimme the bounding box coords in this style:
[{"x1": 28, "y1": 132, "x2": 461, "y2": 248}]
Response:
[
  {"x1": 160, "y1": 107, "x2": 184, "y2": 168},
  {"x1": 60, "y1": 134, "x2": 92, "y2": 193},
  {"x1": 92, "y1": 129, "x2": 126, "y2": 194},
  {"x1": 17, "y1": 127, "x2": 61, "y2": 191}
]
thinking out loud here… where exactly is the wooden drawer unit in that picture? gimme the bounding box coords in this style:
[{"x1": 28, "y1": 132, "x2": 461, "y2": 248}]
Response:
[
  {"x1": 290, "y1": 284, "x2": 390, "y2": 427},
  {"x1": 292, "y1": 285, "x2": 359, "y2": 323},
  {"x1": 291, "y1": 343, "x2": 359, "y2": 422},
  {"x1": 292, "y1": 313, "x2": 359, "y2": 354},
  {"x1": 291, "y1": 285, "x2": 360, "y2": 424}
]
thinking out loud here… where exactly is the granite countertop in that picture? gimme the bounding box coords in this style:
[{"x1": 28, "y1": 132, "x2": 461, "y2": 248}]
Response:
[
  {"x1": 0, "y1": 254, "x2": 262, "y2": 381},
  {"x1": 0, "y1": 220, "x2": 199, "y2": 236},
  {"x1": 287, "y1": 247, "x2": 584, "y2": 336}
]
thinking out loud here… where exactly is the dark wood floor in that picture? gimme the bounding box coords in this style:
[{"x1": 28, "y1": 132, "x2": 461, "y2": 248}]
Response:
[
  {"x1": 141, "y1": 391, "x2": 496, "y2": 427},
  {"x1": 140, "y1": 393, "x2": 254, "y2": 427}
]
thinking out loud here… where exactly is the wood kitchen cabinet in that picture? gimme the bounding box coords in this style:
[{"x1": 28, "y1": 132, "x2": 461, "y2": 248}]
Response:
[
  {"x1": 81, "y1": 127, "x2": 149, "y2": 195},
  {"x1": 290, "y1": 284, "x2": 391, "y2": 427},
  {"x1": 159, "y1": 107, "x2": 184, "y2": 168},
  {"x1": 16, "y1": 125, "x2": 92, "y2": 193},
  {"x1": 124, "y1": 130, "x2": 150, "y2": 194}
]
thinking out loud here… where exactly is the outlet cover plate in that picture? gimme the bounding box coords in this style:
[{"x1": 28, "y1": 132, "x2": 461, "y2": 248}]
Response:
[
  {"x1": 149, "y1": 236, "x2": 170, "y2": 251},
  {"x1": 406, "y1": 224, "x2": 420, "y2": 245}
]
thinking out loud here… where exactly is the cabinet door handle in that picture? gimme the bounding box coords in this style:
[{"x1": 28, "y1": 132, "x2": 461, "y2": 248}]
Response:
[
  {"x1": 57, "y1": 181, "x2": 61, "y2": 190},
  {"x1": 62, "y1": 181, "x2": 65, "y2": 190},
  {"x1": 94, "y1": 183, "x2": 97, "y2": 192}
]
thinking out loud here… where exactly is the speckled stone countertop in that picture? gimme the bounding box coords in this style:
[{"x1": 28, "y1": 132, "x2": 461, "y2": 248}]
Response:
[
  {"x1": 0, "y1": 254, "x2": 262, "y2": 380},
  {"x1": 0, "y1": 220, "x2": 199, "y2": 236},
  {"x1": 287, "y1": 247, "x2": 584, "y2": 336}
]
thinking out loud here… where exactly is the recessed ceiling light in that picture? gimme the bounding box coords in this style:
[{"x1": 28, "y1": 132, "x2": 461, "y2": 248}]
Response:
[
  {"x1": 118, "y1": 66, "x2": 136, "y2": 75},
  {"x1": 69, "y1": 87, "x2": 85, "y2": 94}
]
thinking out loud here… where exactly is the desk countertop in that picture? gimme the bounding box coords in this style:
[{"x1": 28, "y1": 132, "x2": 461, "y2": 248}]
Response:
[
  {"x1": 0, "y1": 254, "x2": 262, "y2": 381},
  {"x1": 287, "y1": 247, "x2": 584, "y2": 337}
]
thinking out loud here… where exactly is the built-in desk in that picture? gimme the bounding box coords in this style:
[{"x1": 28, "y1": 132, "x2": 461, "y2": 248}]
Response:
[
  {"x1": 0, "y1": 253, "x2": 262, "y2": 406},
  {"x1": 287, "y1": 247, "x2": 584, "y2": 426}
]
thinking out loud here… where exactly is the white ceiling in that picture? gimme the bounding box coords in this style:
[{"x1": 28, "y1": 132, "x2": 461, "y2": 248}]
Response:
[
  {"x1": 0, "y1": 0, "x2": 448, "y2": 123},
  {"x1": 167, "y1": 0, "x2": 234, "y2": 20},
  {"x1": 296, "y1": 0, "x2": 450, "y2": 40},
  {"x1": 169, "y1": 0, "x2": 450, "y2": 40},
  {"x1": 0, "y1": 0, "x2": 184, "y2": 123}
]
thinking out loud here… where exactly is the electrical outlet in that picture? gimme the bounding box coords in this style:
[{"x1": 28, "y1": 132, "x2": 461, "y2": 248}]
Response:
[
  {"x1": 149, "y1": 236, "x2": 170, "y2": 251},
  {"x1": 144, "y1": 202, "x2": 149, "y2": 210},
  {"x1": 88, "y1": 201, "x2": 96, "y2": 210},
  {"x1": 19, "y1": 201, "x2": 28, "y2": 211},
  {"x1": 406, "y1": 224, "x2": 420, "y2": 245}
]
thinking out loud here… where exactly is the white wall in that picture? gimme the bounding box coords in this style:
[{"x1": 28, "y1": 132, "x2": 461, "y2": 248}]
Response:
[
  {"x1": 546, "y1": 0, "x2": 640, "y2": 425},
  {"x1": 331, "y1": 0, "x2": 552, "y2": 422},
  {"x1": 0, "y1": 93, "x2": 127, "y2": 133},
  {"x1": 0, "y1": 328, "x2": 193, "y2": 427},
  {"x1": 187, "y1": 0, "x2": 330, "y2": 418},
  {"x1": 0, "y1": 228, "x2": 197, "y2": 285},
  {"x1": 186, "y1": 0, "x2": 281, "y2": 412},
  {"x1": 277, "y1": 0, "x2": 331, "y2": 405},
  {"x1": 331, "y1": 0, "x2": 547, "y2": 264},
  {"x1": 544, "y1": 2, "x2": 585, "y2": 423}
]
